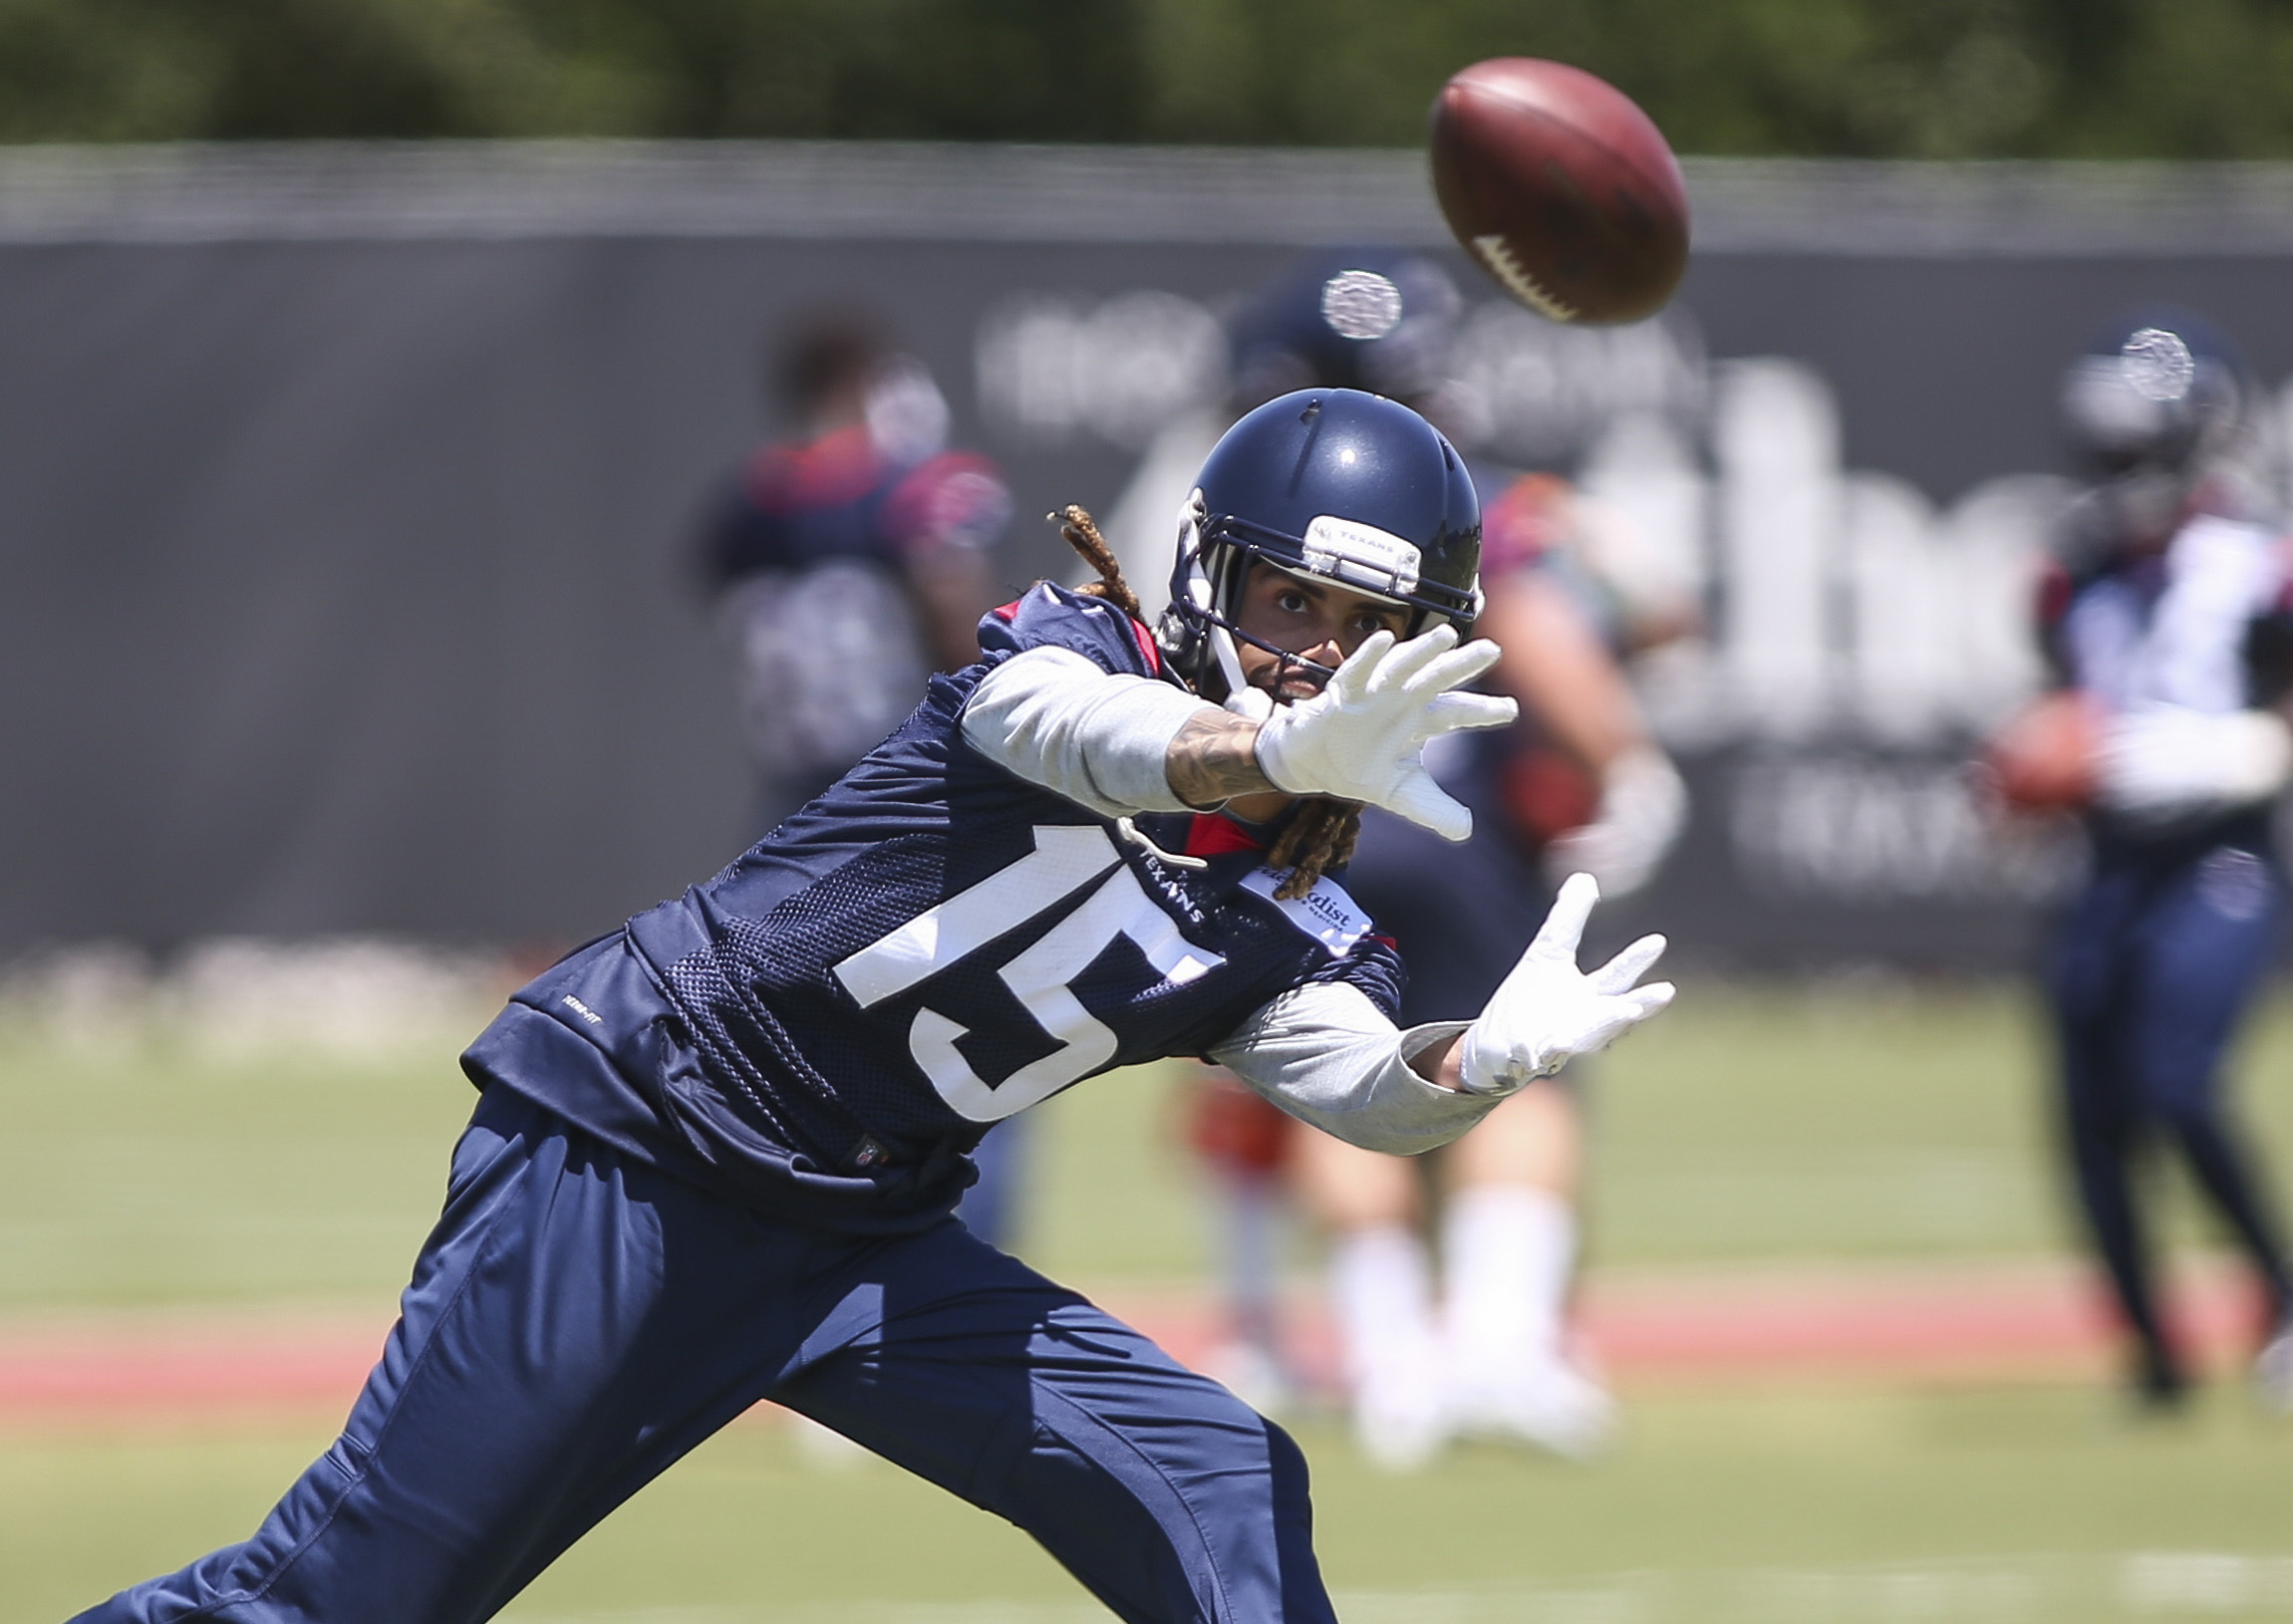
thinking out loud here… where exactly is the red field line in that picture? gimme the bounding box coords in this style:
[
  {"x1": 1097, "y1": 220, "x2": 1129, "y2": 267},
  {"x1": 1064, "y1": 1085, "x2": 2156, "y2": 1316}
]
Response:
[
  {"x1": 0, "y1": 1311, "x2": 390, "y2": 1423},
  {"x1": 0, "y1": 1257, "x2": 2270, "y2": 1424},
  {"x1": 1117, "y1": 1257, "x2": 2266, "y2": 1389}
]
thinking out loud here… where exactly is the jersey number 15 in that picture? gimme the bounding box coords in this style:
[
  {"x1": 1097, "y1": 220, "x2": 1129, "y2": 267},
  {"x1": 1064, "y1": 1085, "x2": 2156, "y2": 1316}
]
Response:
[{"x1": 833, "y1": 825, "x2": 1224, "y2": 1121}]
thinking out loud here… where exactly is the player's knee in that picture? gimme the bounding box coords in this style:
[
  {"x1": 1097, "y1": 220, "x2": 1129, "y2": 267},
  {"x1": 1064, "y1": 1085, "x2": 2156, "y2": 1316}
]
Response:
[{"x1": 991, "y1": 1379, "x2": 1315, "y2": 1596}]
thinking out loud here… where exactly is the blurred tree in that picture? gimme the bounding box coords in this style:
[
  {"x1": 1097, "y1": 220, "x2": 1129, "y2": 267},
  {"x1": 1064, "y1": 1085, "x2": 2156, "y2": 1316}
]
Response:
[{"x1": 1, "y1": 0, "x2": 2292, "y2": 156}]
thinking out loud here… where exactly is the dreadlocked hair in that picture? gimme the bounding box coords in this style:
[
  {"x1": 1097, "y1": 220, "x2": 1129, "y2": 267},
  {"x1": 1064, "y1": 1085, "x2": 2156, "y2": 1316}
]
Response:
[
  {"x1": 1265, "y1": 797, "x2": 1362, "y2": 900},
  {"x1": 1050, "y1": 504, "x2": 1143, "y2": 621},
  {"x1": 1049, "y1": 504, "x2": 1355, "y2": 899}
]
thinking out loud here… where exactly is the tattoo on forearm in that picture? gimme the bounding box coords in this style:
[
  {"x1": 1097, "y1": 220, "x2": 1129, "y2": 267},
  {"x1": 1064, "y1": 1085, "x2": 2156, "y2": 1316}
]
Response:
[{"x1": 1168, "y1": 710, "x2": 1277, "y2": 807}]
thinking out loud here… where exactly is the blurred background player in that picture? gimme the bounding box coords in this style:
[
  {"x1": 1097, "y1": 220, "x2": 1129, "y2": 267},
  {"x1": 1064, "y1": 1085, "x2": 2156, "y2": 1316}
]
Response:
[
  {"x1": 694, "y1": 309, "x2": 1028, "y2": 1247},
  {"x1": 1117, "y1": 252, "x2": 1689, "y2": 1463},
  {"x1": 1300, "y1": 466, "x2": 1686, "y2": 1468},
  {"x1": 1988, "y1": 310, "x2": 2293, "y2": 1408},
  {"x1": 697, "y1": 308, "x2": 1010, "y2": 830}
]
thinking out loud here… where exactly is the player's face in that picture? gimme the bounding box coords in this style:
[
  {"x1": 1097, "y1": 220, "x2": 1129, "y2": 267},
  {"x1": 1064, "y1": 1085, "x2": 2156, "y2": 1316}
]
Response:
[{"x1": 1233, "y1": 563, "x2": 1412, "y2": 702}]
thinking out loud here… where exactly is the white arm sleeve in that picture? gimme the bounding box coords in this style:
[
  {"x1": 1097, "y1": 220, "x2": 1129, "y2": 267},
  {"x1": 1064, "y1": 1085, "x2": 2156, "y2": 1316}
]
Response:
[
  {"x1": 961, "y1": 646, "x2": 1216, "y2": 818},
  {"x1": 1208, "y1": 981, "x2": 1498, "y2": 1156},
  {"x1": 2097, "y1": 705, "x2": 2293, "y2": 821}
]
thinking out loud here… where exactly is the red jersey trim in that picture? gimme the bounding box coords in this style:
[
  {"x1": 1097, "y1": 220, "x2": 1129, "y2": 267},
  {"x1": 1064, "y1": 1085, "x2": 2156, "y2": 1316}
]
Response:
[
  {"x1": 2033, "y1": 561, "x2": 2074, "y2": 631},
  {"x1": 1185, "y1": 814, "x2": 1268, "y2": 858},
  {"x1": 1129, "y1": 617, "x2": 1164, "y2": 677},
  {"x1": 743, "y1": 423, "x2": 879, "y2": 512}
]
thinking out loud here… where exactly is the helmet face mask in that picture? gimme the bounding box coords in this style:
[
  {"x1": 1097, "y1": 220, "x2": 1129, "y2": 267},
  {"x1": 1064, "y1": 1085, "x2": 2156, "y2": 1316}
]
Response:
[
  {"x1": 1180, "y1": 540, "x2": 1404, "y2": 697},
  {"x1": 1159, "y1": 389, "x2": 1483, "y2": 703}
]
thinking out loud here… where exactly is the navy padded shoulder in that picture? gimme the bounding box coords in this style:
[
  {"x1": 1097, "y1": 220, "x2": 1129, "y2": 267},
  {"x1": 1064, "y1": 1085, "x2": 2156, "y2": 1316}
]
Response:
[{"x1": 978, "y1": 582, "x2": 1178, "y2": 684}]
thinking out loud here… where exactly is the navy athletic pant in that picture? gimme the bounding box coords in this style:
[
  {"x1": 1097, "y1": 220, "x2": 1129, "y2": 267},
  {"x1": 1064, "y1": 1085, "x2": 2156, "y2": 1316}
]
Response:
[
  {"x1": 75, "y1": 1089, "x2": 1333, "y2": 1624},
  {"x1": 2049, "y1": 830, "x2": 2293, "y2": 1386}
]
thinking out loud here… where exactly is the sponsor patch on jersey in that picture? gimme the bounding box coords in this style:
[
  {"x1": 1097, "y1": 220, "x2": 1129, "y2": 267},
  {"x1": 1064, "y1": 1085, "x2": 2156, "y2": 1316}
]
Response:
[{"x1": 1241, "y1": 866, "x2": 1372, "y2": 957}]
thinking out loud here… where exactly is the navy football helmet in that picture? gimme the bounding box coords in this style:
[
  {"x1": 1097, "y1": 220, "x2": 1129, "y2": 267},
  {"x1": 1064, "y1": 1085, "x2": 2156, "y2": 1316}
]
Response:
[
  {"x1": 1227, "y1": 249, "x2": 1465, "y2": 410},
  {"x1": 2056, "y1": 309, "x2": 2262, "y2": 557},
  {"x1": 1158, "y1": 388, "x2": 1483, "y2": 702},
  {"x1": 2061, "y1": 309, "x2": 2247, "y2": 477}
]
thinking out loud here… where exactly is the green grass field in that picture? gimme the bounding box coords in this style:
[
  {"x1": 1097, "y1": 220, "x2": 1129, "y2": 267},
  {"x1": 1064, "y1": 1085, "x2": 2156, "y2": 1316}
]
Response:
[{"x1": 10, "y1": 980, "x2": 2293, "y2": 1621}]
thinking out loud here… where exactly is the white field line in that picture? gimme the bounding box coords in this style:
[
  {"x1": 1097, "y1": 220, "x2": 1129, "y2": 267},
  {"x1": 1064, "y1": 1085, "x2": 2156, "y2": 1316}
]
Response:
[{"x1": 501, "y1": 1548, "x2": 2293, "y2": 1623}]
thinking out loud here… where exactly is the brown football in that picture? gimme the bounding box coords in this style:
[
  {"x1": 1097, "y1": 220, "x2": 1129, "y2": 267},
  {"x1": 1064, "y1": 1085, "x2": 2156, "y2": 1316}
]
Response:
[
  {"x1": 1429, "y1": 58, "x2": 1689, "y2": 325},
  {"x1": 1983, "y1": 691, "x2": 2101, "y2": 814}
]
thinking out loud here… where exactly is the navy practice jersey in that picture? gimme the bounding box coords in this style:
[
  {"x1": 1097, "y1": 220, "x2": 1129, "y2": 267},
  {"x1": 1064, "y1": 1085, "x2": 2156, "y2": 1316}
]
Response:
[
  {"x1": 463, "y1": 585, "x2": 1405, "y2": 1232},
  {"x1": 697, "y1": 423, "x2": 1010, "y2": 798},
  {"x1": 2041, "y1": 498, "x2": 2293, "y2": 847},
  {"x1": 696, "y1": 422, "x2": 1008, "y2": 590}
]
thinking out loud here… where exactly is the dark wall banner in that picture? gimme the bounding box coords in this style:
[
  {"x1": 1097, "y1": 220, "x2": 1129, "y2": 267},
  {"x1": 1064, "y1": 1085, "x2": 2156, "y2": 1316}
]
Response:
[{"x1": 6, "y1": 144, "x2": 2293, "y2": 964}]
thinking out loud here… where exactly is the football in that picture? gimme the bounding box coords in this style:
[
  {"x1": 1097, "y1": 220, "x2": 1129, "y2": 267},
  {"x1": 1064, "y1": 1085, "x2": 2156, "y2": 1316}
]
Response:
[
  {"x1": 1983, "y1": 690, "x2": 2101, "y2": 814},
  {"x1": 1429, "y1": 58, "x2": 1689, "y2": 325}
]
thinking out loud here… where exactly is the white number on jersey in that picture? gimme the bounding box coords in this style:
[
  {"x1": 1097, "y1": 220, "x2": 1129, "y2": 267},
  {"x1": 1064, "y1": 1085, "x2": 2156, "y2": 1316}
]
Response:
[{"x1": 832, "y1": 825, "x2": 1225, "y2": 1121}]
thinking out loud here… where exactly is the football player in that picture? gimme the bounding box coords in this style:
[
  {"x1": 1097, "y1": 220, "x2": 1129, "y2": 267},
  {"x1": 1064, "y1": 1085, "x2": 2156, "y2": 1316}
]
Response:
[
  {"x1": 1119, "y1": 252, "x2": 1687, "y2": 1465},
  {"x1": 77, "y1": 389, "x2": 1673, "y2": 1624},
  {"x1": 697, "y1": 309, "x2": 1008, "y2": 832},
  {"x1": 1296, "y1": 460, "x2": 1685, "y2": 1468},
  {"x1": 1996, "y1": 311, "x2": 2293, "y2": 1408}
]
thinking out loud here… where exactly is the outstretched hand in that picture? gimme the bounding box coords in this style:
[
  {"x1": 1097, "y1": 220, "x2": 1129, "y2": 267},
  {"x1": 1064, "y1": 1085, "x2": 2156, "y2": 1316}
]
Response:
[
  {"x1": 1456, "y1": 873, "x2": 1674, "y2": 1095},
  {"x1": 1252, "y1": 624, "x2": 1518, "y2": 841}
]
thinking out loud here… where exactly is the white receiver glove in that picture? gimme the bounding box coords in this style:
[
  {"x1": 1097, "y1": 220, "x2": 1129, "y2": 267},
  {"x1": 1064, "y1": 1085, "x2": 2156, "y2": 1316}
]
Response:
[
  {"x1": 1458, "y1": 873, "x2": 1675, "y2": 1095},
  {"x1": 2096, "y1": 704, "x2": 2293, "y2": 823},
  {"x1": 1252, "y1": 624, "x2": 1518, "y2": 842}
]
